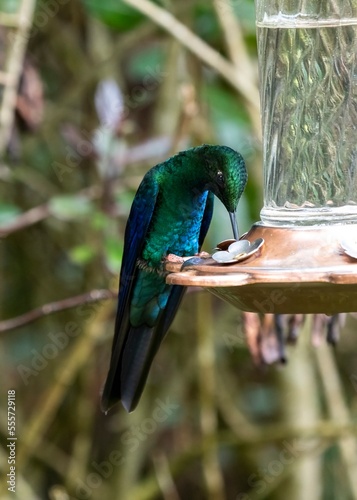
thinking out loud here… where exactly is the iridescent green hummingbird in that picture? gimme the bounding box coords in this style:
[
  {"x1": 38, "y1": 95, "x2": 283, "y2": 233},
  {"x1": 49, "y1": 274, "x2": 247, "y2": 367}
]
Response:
[{"x1": 101, "y1": 145, "x2": 247, "y2": 412}]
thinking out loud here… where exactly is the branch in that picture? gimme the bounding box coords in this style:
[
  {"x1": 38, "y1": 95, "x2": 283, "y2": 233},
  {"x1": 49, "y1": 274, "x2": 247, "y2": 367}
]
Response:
[
  {"x1": 128, "y1": 420, "x2": 357, "y2": 500},
  {"x1": 315, "y1": 343, "x2": 357, "y2": 498},
  {"x1": 0, "y1": 185, "x2": 102, "y2": 237},
  {"x1": 213, "y1": 0, "x2": 261, "y2": 137},
  {"x1": 16, "y1": 300, "x2": 113, "y2": 471},
  {"x1": 0, "y1": 0, "x2": 37, "y2": 153},
  {"x1": 0, "y1": 203, "x2": 50, "y2": 237},
  {"x1": 0, "y1": 289, "x2": 116, "y2": 333},
  {"x1": 122, "y1": 0, "x2": 260, "y2": 110}
]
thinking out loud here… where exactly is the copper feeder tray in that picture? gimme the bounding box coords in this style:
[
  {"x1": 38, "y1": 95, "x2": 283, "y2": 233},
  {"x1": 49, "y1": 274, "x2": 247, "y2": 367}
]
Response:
[{"x1": 165, "y1": 224, "x2": 357, "y2": 315}]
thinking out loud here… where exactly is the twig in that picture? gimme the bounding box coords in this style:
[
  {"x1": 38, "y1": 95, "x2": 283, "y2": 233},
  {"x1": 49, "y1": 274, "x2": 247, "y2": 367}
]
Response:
[
  {"x1": 213, "y1": 0, "x2": 254, "y2": 77},
  {"x1": 0, "y1": 0, "x2": 37, "y2": 153},
  {"x1": 0, "y1": 289, "x2": 116, "y2": 333},
  {"x1": 196, "y1": 293, "x2": 225, "y2": 500},
  {"x1": 122, "y1": 0, "x2": 260, "y2": 110},
  {"x1": 15, "y1": 300, "x2": 113, "y2": 472},
  {"x1": 314, "y1": 342, "x2": 357, "y2": 499},
  {"x1": 64, "y1": 358, "x2": 97, "y2": 491},
  {"x1": 213, "y1": 0, "x2": 261, "y2": 137},
  {"x1": 278, "y1": 315, "x2": 322, "y2": 499},
  {"x1": 127, "y1": 420, "x2": 357, "y2": 500},
  {"x1": 216, "y1": 372, "x2": 260, "y2": 441},
  {"x1": 0, "y1": 203, "x2": 50, "y2": 237},
  {"x1": 152, "y1": 452, "x2": 181, "y2": 500},
  {"x1": 0, "y1": 185, "x2": 102, "y2": 237}
]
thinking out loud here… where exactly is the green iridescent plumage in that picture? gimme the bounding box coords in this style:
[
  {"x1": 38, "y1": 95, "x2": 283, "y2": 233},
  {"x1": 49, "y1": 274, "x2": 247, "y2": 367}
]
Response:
[{"x1": 101, "y1": 144, "x2": 247, "y2": 412}]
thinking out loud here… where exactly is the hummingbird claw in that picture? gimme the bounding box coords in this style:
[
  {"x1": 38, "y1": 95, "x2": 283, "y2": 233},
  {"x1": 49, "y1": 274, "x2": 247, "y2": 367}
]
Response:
[{"x1": 180, "y1": 256, "x2": 208, "y2": 271}]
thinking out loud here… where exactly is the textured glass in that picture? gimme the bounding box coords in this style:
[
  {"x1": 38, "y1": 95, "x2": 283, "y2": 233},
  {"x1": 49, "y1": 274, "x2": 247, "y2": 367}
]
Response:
[{"x1": 256, "y1": 0, "x2": 357, "y2": 225}]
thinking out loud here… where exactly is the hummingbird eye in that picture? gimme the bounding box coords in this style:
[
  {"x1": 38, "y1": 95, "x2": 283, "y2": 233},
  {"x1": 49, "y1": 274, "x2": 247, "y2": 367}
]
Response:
[{"x1": 216, "y1": 170, "x2": 225, "y2": 186}]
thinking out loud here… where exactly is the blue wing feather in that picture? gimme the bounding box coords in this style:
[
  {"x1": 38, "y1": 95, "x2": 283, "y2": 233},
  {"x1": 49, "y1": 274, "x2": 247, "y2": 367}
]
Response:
[
  {"x1": 199, "y1": 191, "x2": 214, "y2": 248},
  {"x1": 146, "y1": 192, "x2": 213, "y2": 359},
  {"x1": 101, "y1": 171, "x2": 160, "y2": 411},
  {"x1": 115, "y1": 171, "x2": 160, "y2": 335},
  {"x1": 102, "y1": 179, "x2": 214, "y2": 412}
]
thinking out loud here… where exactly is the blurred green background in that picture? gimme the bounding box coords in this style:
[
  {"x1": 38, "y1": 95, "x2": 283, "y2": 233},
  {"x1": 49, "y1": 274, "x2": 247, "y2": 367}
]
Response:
[{"x1": 0, "y1": 0, "x2": 357, "y2": 499}]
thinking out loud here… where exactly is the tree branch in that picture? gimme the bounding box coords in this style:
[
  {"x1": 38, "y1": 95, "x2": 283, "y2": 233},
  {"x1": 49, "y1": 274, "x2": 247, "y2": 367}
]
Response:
[
  {"x1": 0, "y1": 289, "x2": 116, "y2": 333},
  {"x1": 0, "y1": 185, "x2": 101, "y2": 237},
  {"x1": 122, "y1": 0, "x2": 260, "y2": 110},
  {"x1": 213, "y1": 0, "x2": 261, "y2": 137},
  {"x1": 0, "y1": 0, "x2": 37, "y2": 153},
  {"x1": 0, "y1": 203, "x2": 50, "y2": 237}
]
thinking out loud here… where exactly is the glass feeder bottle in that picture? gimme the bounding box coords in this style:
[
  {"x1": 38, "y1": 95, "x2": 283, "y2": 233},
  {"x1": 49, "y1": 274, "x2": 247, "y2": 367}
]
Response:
[{"x1": 256, "y1": 0, "x2": 357, "y2": 225}]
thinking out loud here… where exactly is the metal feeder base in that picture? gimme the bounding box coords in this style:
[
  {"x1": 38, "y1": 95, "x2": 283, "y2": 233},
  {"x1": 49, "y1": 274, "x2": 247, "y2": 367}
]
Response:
[{"x1": 165, "y1": 223, "x2": 357, "y2": 315}]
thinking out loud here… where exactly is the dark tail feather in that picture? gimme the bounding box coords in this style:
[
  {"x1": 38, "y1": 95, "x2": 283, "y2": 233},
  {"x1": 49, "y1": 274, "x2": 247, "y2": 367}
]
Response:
[
  {"x1": 120, "y1": 325, "x2": 157, "y2": 412},
  {"x1": 101, "y1": 325, "x2": 157, "y2": 413},
  {"x1": 120, "y1": 287, "x2": 186, "y2": 411},
  {"x1": 101, "y1": 285, "x2": 186, "y2": 413},
  {"x1": 101, "y1": 357, "x2": 121, "y2": 413}
]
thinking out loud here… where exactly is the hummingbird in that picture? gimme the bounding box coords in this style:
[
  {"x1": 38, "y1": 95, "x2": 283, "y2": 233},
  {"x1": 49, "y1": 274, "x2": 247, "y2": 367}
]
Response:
[{"x1": 101, "y1": 144, "x2": 247, "y2": 412}]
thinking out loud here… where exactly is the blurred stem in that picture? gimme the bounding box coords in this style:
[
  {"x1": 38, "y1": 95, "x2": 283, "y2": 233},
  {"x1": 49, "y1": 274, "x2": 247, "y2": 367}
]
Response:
[
  {"x1": 216, "y1": 371, "x2": 260, "y2": 441},
  {"x1": 65, "y1": 361, "x2": 96, "y2": 491},
  {"x1": 314, "y1": 340, "x2": 357, "y2": 499},
  {"x1": 152, "y1": 452, "x2": 181, "y2": 500},
  {"x1": 0, "y1": 185, "x2": 102, "y2": 237},
  {"x1": 122, "y1": 0, "x2": 260, "y2": 110},
  {"x1": 125, "y1": 417, "x2": 354, "y2": 500},
  {"x1": 250, "y1": 442, "x2": 327, "y2": 500},
  {"x1": 0, "y1": 202, "x2": 50, "y2": 237},
  {"x1": 87, "y1": 17, "x2": 114, "y2": 65},
  {"x1": 276, "y1": 315, "x2": 322, "y2": 500},
  {"x1": 153, "y1": 39, "x2": 184, "y2": 139},
  {"x1": 196, "y1": 292, "x2": 225, "y2": 500},
  {"x1": 115, "y1": 399, "x2": 153, "y2": 499},
  {"x1": 213, "y1": 0, "x2": 254, "y2": 78},
  {"x1": 212, "y1": 0, "x2": 261, "y2": 138},
  {"x1": 0, "y1": 0, "x2": 36, "y2": 154},
  {"x1": 0, "y1": 289, "x2": 115, "y2": 333},
  {"x1": 14, "y1": 300, "x2": 112, "y2": 475}
]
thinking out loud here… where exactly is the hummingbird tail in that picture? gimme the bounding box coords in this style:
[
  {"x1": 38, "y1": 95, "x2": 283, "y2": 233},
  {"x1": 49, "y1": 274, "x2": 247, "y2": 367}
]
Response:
[
  {"x1": 101, "y1": 285, "x2": 186, "y2": 413},
  {"x1": 120, "y1": 325, "x2": 158, "y2": 412},
  {"x1": 101, "y1": 325, "x2": 157, "y2": 413}
]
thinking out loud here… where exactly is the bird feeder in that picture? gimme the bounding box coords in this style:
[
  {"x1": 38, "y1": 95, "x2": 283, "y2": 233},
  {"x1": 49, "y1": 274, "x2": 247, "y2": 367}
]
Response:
[{"x1": 166, "y1": 0, "x2": 357, "y2": 315}]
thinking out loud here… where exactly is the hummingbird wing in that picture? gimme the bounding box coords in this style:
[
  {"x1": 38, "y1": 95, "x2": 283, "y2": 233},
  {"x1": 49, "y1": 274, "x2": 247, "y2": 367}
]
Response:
[
  {"x1": 101, "y1": 170, "x2": 160, "y2": 412},
  {"x1": 102, "y1": 185, "x2": 215, "y2": 413},
  {"x1": 118, "y1": 282, "x2": 186, "y2": 412},
  {"x1": 143, "y1": 193, "x2": 214, "y2": 364},
  {"x1": 118, "y1": 193, "x2": 214, "y2": 411},
  {"x1": 199, "y1": 191, "x2": 214, "y2": 247},
  {"x1": 152, "y1": 191, "x2": 214, "y2": 341}
]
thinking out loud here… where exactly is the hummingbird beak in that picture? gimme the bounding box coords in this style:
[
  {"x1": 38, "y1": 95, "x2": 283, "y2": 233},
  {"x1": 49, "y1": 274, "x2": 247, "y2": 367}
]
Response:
[{"x1": 229, "y1": 211, "x2": 239, "y2": 240}]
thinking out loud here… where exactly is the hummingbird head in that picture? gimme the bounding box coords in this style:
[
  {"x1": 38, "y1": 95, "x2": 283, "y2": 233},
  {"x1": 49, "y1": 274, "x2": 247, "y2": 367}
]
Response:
[
  {"x1": 198, "y1": 145, "x2": 247, "y2": 211},
  {"x1": 197, "y1": 145, "x2": 248, "y2": 237}
]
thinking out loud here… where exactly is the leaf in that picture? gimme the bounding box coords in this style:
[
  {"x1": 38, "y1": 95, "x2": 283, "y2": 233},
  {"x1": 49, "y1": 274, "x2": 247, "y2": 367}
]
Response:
[
  {"x1": 104, "y1": 236, "x2": 123, "y2": 273},
  {"x1": 90, "y1": 210, "x2": 109, "y2": 230},
  {"x1": 81, "y1": 0, "x2": 145, "y2": 31},
  {"x1": 68, "y1": 244, "x2": 96, "y2": 265},
  {"x1": 0, "y1": 203, "x2": 21, "y2": 226},
  {"x1": 230, "y1": 0, "x2": 256, "y2": 32},
  {"x1": 126, "y1": 44, "x2": 166, "y2": 81},
  {"x1": 202, "y1": 83, "x2": 255, "y2": 158},
  {"x1": 49, "y1": 194, "x2": 93, "y2": 221},
  {"x1": 0, "y1": 0, "x2": 21, "y2": 14}
]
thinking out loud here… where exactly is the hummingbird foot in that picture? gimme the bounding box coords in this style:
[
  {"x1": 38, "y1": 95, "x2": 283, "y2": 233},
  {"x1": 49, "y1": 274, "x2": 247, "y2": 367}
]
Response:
[{"x1": 180, "y1": 252, "x2": 211, "y2": 271}]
